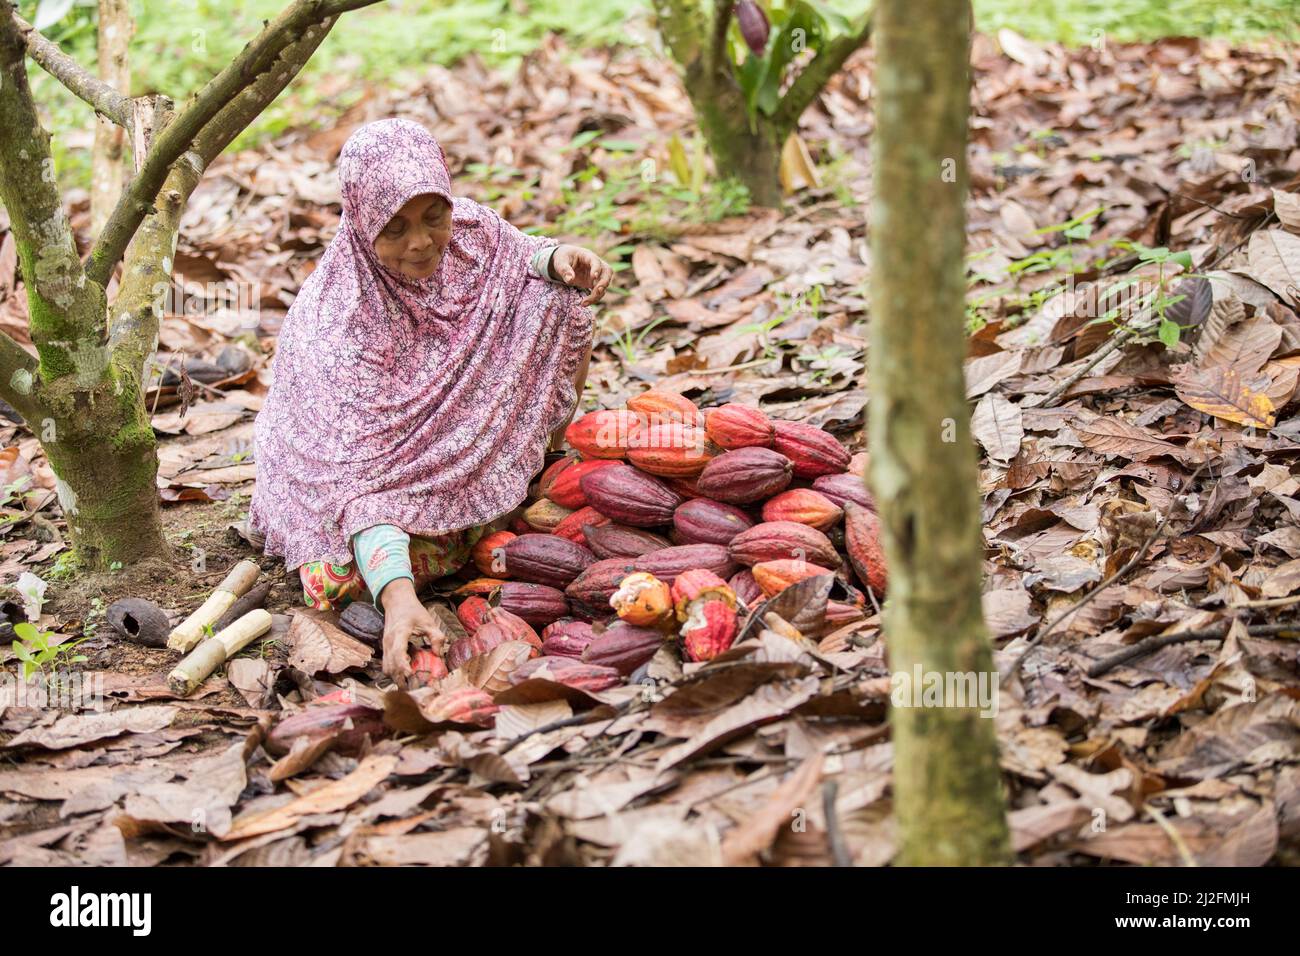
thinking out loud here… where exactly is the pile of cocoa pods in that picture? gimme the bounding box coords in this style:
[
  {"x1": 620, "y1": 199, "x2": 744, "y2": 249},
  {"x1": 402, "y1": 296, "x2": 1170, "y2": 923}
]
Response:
[{"x1": 428, "y1": 387, "x2": 886, "y2": 694}]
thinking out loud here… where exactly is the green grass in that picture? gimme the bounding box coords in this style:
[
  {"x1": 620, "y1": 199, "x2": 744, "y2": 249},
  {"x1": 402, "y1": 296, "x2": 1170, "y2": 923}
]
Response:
[
  {"x1": 975, "y1": 0, "x2": 1299, "y2": 46},
  {"x1": 16, "y1": 0, "x2": 1297, "y2": 190}
]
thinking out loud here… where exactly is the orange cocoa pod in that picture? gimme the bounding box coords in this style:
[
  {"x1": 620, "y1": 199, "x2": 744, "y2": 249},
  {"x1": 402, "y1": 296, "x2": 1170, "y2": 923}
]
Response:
[
  {"x1": 454, "y1": 577, "x2": 510, "y2": 597},
  {"x1": 610, "y1": 571, "x2": 674, "y2": 627},
  {"x1": 705, "y1": 403, "x2": 775, "y2": 450},
  {"x1": 472, "y1": 530, "x2": 515, "y2": 577},
  {"x1": 761, "y1": 488, "x2": 843, "y2": 531},
  {"x1": 627, "y1": 423, "x2": 716, "y2": 477},
  {"x1": 626, "y1": 388, "x2": 703, "y2": 429},
  {"x1": 566, "y1": 409, "x2": 641, "y2": 459},
  {"x1": 751, "y1": 559, "x2": 836, "y2": 597}
]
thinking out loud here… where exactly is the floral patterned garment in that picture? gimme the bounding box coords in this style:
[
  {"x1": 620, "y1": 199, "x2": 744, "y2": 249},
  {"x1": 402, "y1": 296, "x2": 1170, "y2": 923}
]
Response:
[
  {"x1": 299, "y1": 525, "x2": 486, "y2": 611},
  {"x1": 249, "y1": 118, "x2": 593, "y2": 572}
]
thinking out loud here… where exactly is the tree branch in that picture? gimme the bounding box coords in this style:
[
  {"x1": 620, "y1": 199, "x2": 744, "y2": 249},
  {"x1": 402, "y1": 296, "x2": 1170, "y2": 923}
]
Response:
[
  {"x1": 14, "y1": 12, "x2": 131, "y2": 128},
  {"x1": 86, "y1": 0, "x2": 383, "y2": 287},
  {"x1": 651, "y1": 0, "x2": 708, "y2": 72},
  {"x1": 0, "y1": 333, "x2": 39, "y2": 419},
  {"x1": 0, "y1": 4, "x2": 107, "y2": 380},
  {"x1": 109, "y1": 14, "x2": 340, "y2": 373},
  {"x1": 707, "y1": 0, "x2": 733, "y2": 76},
  {"x1": 774, "y1": 14, "x2": 872, "y2": 137}
]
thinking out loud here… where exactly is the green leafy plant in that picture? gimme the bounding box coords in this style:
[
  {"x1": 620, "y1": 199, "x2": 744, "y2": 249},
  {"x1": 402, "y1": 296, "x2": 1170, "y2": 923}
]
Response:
[
  {"x1": 652, "y1": 0, "x2": 872, "y2": 205},
  {"x1": 11, "y1": 621, "x2": 88, "y2": 683}
]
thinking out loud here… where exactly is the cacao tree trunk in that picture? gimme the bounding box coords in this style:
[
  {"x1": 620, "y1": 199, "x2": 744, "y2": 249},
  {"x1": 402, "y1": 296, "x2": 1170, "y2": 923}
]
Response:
[
  {"x1": 651, "y1": 0, "x2": 869, "y2": 209},
  {"x1": 868, "y1": 0, "x2": 1012, "y2": 864},
  {"x1": 1, "y1": 0, "x2": 373, "y2": 570},
  {"x1": 693, "y1": 91, "x2": 784, "y2": 208}
]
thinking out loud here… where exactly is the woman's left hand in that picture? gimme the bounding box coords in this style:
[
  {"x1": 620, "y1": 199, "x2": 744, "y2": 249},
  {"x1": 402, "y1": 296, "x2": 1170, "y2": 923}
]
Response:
[{"x1": 551, "y1": 245, "x2": 613, "y2": 305}]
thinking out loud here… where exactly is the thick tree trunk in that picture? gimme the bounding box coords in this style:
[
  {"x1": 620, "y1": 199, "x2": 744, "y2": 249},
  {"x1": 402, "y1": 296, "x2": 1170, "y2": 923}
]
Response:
[
  {"x1": 694, "y1": 96, "x2": 783, "y2": 207},
  {"x1": 42, "y1": 400, "x2": 167, "y2": 567},
  {"x1": 868, "y1": 0, "x2": 1011, "y2": 864},
  {"x1": 90, "y1": 0, "x2": 131, "y2": 234}
]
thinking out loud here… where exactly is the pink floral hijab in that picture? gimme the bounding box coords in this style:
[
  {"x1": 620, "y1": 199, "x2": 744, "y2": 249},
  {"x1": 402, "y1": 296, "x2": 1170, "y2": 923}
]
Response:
[{"x1": 250, "y1": 119, "x2": 592, "y2": 570}]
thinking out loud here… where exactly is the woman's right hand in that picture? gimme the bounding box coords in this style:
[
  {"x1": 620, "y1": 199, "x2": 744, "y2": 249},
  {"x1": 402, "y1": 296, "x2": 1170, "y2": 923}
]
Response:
[{"x1": 379, "y1": 578, "x2": 446, "y2": 688}]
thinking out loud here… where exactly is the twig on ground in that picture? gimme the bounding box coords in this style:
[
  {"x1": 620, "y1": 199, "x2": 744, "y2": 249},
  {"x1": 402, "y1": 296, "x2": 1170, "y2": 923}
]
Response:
[
  {"x1": 823, "y1": 778, "x2": 853, "y2": 867},
  {"x1": 1086, "y1": 621, "x2": 1299, "y2": 677}
]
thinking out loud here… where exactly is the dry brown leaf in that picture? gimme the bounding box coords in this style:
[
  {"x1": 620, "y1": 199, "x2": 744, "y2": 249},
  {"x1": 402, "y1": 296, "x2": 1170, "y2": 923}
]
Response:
[{"x1": 1171, "y1": 364, "x2": 1275, "y2": 428}]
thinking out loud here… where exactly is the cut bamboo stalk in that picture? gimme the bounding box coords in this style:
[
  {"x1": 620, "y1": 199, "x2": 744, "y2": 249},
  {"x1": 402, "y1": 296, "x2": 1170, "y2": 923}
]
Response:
[
  {"x1": 168, "y1": 609, "x2": 273, "y2": 696},
  {"x1": 167, "y1": 560, "x2": 262, "y2": 652},
  {"x1": 212, "y1": 580, "x2": 271, "y2": 633}
]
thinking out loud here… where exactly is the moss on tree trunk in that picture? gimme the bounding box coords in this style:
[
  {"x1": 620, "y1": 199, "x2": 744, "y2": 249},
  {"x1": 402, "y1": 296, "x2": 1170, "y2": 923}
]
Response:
[
  {"x1": 868, "y1": 0, "x2": 1012, "y2": 865},
  {"x1": 693, "y1": 91, "x2": 783, "y2": 207}
]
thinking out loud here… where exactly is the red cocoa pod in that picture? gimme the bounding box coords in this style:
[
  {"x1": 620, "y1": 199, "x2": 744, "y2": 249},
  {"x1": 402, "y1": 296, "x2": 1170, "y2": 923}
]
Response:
[
  {"x1": 664, "y1": 474, "x2": 703, "y2": 498},
  {"x1": 627, "y1": 423, "x2": 717, "y2": 477},
  {"x1": 523, "y1": 499, "x2": 573, "y2": 532},
  {"x1": 566, "y1": 544, "x2": 735, "y2": 606},
  {"x1": 492, "y1": 581, "x2": 570, "y2": 627},
  {"x1": 728, "y1": 521, "x2": 841, "y2": 569},
  {"x1": 670, "y1": 568, "x2": 736, "y2": 619},
  {"x1": 633, "y1": 544, "x2": 737, "y2": 587},
  {"x1": 580, "y1": 463, "x2": 684, "y2": 527},
  {"x1": 447, "y1": 609, "x2": 540, "y2": 670},
  {"x1": 761, "y1": 488, "x2": 843, "y2": 531},
  {"x1": 611, "y1": 572, "x2": 674, "y2": 627},
  {"x1": 509, "y1": 655, "x2": 623, "y2": 691},
  {"x1": 681, "y1": 598, "x2": 738, "y2": 662},
  {"x1": 581, "y1": 622, "x2": 665, "y2": 675},
  {"x1": 565, "y1": 558, "x2": 641, "y2": 606},
  {"x1": 844, "y1": 502, "x2": 888, "y2": 596},
  {"x1": 752, "y1": 559, "x2": 836, "y2": 598},
  {"x1": 553, "y1": 505, "x2": 610, "y2": 545},
  {"x1": 705, "y1": 403, "x2": 775, "y2": 450},
  {"x1": 510, "y1": 516, "x2": 530, "y2": 534},
  {"x1": 546, "y1": 459, "x2": 621, "y2": 508},
  {"x1": 538, "y1": 455, "x2": 577, "y2": 499},
  {"x1": 566, "y1": 409, "x2": 640, "y2": 459},
  {"x1": 540, "y1": 619, "x2": 597, "y2": 658},
  {"x1": 771, "y1": 420, "x2": 851, "y2": 478},
  {"x1": 673, "y1": 497, "x2": 755, "y2": 545},
  {"x1": 266, "y1": 704, "x2": 386, "y2": 756},
  {"x1": 811, "y1": 473, "x2": 875, "y2": 512},
  {"x1": 626, "y1": 388, "x2": 703, "y2": 429},
  {"x1": 410, "y1": 648, "x2": 449, "y2": 686},
  {"x1": 502, "y1": 534, "x2": 595, "y2": 588},
  {"x1": 734, "y1": 0, "x2": 770, "y2": 56},
  {"x1": 729, "y1": 569, "x2": 763, "y2": 606},
  {"x1": 424, "y1": 686, "x2": 499, "y2": 726},
  {"x1": 472, "y1": 530, "x2": 515, "y2": 577},
  {"x1": 583, "y1": 522, "x2": 672, "y2": 559},
  {"x1": 456, "y1": 595, "x2": 491, "y2": 634},
  {"x1": 827, "y1": 600, "x2": 867, "y2": 625},
  {"x1": 695, "y1": 447, "x2": 793, "y2": 504}
]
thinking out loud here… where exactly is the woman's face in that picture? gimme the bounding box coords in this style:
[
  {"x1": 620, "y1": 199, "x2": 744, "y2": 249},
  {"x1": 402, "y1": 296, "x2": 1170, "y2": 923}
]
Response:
[{"x1": 373, "y1": 193, "x2": 452, "y2": 279}]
